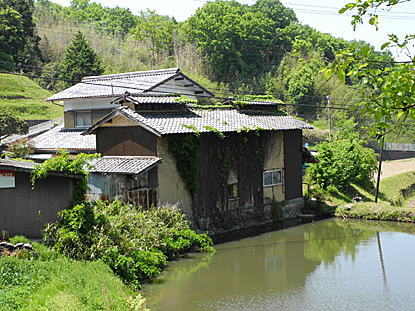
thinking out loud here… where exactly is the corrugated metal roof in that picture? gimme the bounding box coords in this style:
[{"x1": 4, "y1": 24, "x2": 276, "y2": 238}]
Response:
[
  {"x1": 89, "y1": 156, "x2": 162, "y2": 174},
  {"x1": 0, "y1": 159, "x2": 37, "y2": 170},
  {"x1": 0, "y1": 159, "x2": 83, "y2": 178},
  {"x1": 83, "y1": 107, "x2": 313, "y2": 136},
  {"x1": 32, "y1": 124, "x2": 96, "y2": 150},
  {"x1": 46, "y1": 68, "x2": 214, "y2": 101}
]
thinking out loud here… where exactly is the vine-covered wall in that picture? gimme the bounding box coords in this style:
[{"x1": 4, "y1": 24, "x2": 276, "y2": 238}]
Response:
[{"x1": 159, "y1": 130, "x2": 287, "y2": 231}]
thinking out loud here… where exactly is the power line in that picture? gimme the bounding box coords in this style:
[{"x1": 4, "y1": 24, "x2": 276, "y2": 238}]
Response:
[{"x1": 0, "y1": 68, "x2": 352, "y2": 111}]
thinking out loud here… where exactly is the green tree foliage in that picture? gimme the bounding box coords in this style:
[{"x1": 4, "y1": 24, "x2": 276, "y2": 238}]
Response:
[
  {"x1": 64, "y1": 0, "x2": 136, "y2": 35},
  {"x1": 0, "y1": 2, "x2": 24, "y2": 66},
  {"x1": 132, "y1": 9, "x2": 175, "y2": 69},
  {"x1": 185, "y1": 0, "x2": 279, "y2": 80},
  {"x1": 59, "y1": 30, "x2": 104, "y2": 86},
  {"x1": 306, "y1": 122, "x2": 378, "y2": 190},
  {"x1": 0, "y1": 108, "x2": 28, "y2": 139},
  {"x1": 0, "y1": 0, "x2": 42, "y2": 70},
  {"x1": 287, "y1": 58, "x2": 315, "y2": 115},
  {"x1": 325, "y1": 0, "x2": 415, "y2": 140}
]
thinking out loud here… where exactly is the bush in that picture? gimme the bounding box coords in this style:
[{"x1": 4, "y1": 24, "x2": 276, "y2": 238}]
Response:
[
  {"x1": 306, "y1": 136, "x2": 377, "y2": 190},
  {"x1": 43, "y1": 199, "x2": 215, "y2": 288}
]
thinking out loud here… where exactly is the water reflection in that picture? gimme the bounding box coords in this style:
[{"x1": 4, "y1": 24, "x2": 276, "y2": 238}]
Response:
[{"x1": 142, "y1": 219, "x2": 415, "y2": 311}]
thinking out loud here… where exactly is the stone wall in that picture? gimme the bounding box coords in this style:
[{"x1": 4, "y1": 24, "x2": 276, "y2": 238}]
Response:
[{"x1": 192, "y1": 197, "x2": 304, "y2": 236}]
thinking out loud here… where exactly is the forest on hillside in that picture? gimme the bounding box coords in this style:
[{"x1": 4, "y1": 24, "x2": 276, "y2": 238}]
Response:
[{"x1": 1, "y1": 0, "x2": 414, "y2": 143}]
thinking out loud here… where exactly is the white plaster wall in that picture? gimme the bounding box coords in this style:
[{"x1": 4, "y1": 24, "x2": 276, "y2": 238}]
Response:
[
  {"x1": 64, "y1": 98, "x2": 119, "y2": 112},
  {"x1": 156, "y1": 137, "x2": 193, "y2": 217}
]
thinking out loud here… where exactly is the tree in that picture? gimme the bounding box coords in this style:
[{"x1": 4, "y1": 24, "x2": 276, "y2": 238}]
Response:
[
  {"x1": 287, "y1": 59, "x2": 316, "y2": 115},
  {"x1": 0, "y1": 2, "x2": 25, "y2": 66},
  {"x1": 0, "y1": 0, "x2": 42, "y2": 70},
  {"x1": 306, "y1": 125, "x2": 378, "y2": 190},
  {"x1": 325, "y1": 0, "x2": 415, "y2": 140},
  {"x1": 132, "y1": 9, "x2": 175, "y2": 69},
  {"x1": 0, "y1": 108, "x2": 28, "y2": 140},
  {"x1": 185, "y1": 0, "x2": 275, "y2": 81},
  {"x1": 59, "y1": 30, "x2": 104, "y2": 87}
]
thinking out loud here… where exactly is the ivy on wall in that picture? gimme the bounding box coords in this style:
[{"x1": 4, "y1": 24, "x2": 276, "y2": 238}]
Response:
[
  {"x1": 167, "y1": 134, "x2": 202, "y2": 196},
  {"x1": 167, "y1": 130, "x2": 274, "y2": 227}
]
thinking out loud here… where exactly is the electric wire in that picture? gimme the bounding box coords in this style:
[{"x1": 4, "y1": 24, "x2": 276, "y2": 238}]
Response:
[{"x1": 0, "y1": 64, "x2": 354, "y2": 111}]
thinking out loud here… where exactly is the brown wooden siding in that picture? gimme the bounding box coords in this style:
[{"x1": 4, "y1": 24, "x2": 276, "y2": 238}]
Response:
[
  {"x1": 283, "y1": 130, "x2": 303, "y2": 200},
  {"x1": 96, "y1": 126, "x2": 156, "y2": 156}
]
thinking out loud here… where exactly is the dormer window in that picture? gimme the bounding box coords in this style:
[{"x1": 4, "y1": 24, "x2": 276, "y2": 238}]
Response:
[{"x1": 75, "y1": 111, "x2": 92, "y2": 127}]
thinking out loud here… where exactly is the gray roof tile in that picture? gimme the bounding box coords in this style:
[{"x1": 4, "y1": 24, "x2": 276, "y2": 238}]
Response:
[
  {"x1": 32, "y1": 124, "x2": 96, "y2": 150},
  {"x1": 46, "y1": 68, "x2": 213, "y2": 101},
  {"x1": 84, "y1": 107, "x2": 313, "y2": 136},
  {"x1": 89, "y1": 156, "x2": 161, "y2": 174},
  {"x1": 110, "y1": 93, "x2": 182, "y2": 105}
]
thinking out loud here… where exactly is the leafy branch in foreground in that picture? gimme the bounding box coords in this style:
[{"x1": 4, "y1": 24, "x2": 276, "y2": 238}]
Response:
[{"x1": 324, "y1": 0, "x2": 415, "y2": 141}]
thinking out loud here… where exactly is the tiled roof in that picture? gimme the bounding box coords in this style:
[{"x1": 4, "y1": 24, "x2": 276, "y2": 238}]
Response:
[
  {"x1": 31, "y1": 124, "x2": 96, "y2": 150},
  {"x1": 84, "y1": 107, "x2": 313, "y2": 136},
  {"x1": 89, "y1": 156, "x2": 162, "y2": 174},
  {"x1": 46, "y1": 68, "x2": 214, "y2": 101},
  {"x1": 110, "y1": 92, "x2": 182, "y2": 105}
]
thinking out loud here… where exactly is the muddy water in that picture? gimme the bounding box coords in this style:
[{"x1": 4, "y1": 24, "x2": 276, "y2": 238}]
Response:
[{"x1": 142, "y1": 218, "x2": 415, "y2": 310}]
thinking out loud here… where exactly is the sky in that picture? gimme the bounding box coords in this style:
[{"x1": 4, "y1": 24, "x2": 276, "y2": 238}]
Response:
[{"x1": 50, "y1": 0, "x2": 415, "y2": 61}]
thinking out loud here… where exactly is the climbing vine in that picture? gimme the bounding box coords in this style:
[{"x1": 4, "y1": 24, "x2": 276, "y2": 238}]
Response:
[
  {"x1": 167, "y1": 128, "x2": 274, "y2": 229},
  {"x1": 173, "y1": 95, "x2": 198, "y2": 105},
  {"x1": 30, "y1": 148, "x2": 100, "y2": 206},
  {"x1": 167, "y1": 135, "x2": 202, "y2": 196}
]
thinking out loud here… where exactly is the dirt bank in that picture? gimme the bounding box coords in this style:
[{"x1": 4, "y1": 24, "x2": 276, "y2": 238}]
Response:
[{"x1": 380, "y1": 158, "x2": 415, "y2": 179}]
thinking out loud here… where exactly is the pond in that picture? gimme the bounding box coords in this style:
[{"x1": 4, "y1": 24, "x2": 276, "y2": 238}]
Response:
[{"x1": 142, "y1": 218, "x2": 415, "y2": 311}]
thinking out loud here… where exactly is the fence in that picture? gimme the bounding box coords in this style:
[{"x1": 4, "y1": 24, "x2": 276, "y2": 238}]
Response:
[{"x1": 368, "y1": 142, "x2": 415, "y2": 151}]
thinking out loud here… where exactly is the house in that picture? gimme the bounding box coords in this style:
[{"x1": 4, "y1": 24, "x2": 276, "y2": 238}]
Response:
[
  {"x1": 82, "y1": 96, "x2": 313, "y2": 232},
  {"x1": 29, "y1": 68, "x2": 213, "y2": 158},
  {"x1": 23, "y1": 68, "x2": 313, "y2": 233},
  {"x1": 0, "y1": 159, "x2": 82, "y2": 237},
  {"x1": 46, "y1": 67, "x2": 214, "y2": 130}
]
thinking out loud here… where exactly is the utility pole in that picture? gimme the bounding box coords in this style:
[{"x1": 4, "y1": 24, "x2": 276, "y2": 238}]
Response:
[
  {"x1": 327, "y1": 95, "x2": 331, "y2": 138},
  {"x1": 375, "y1": 117, "x2": 386, "y2": 203}
]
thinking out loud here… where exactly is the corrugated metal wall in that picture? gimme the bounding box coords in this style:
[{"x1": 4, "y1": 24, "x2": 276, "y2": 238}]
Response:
[
  {"x1": 0, "y1": 171, "x2": 77, "y2": 238},
  {"x1": 96, "y1": 126, "x2": 156, "y2": 156},
  {"x1": 283, "y1": 130, "x2": 303, "y2": 200}
]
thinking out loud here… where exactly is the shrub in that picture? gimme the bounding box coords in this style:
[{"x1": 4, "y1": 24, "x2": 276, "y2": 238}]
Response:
[
  {"x1": 43, "y1": 199, "x2": 215, "y2": 288},
  {"x1": 306, "y1": 136, "x2": 377, "y2": 190}
]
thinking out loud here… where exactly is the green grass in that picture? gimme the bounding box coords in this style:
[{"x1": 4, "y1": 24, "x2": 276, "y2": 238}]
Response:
[
  {"x1": 320, "y1": 170, "x2": 415, "y2": 222},
  {"x1": 0, "y1": 74, "x2": 63, "y2": 120},
  {"x1": 0, "y1": 256, "x2": 146, "y2": 311},
  {"x1": 0, "y1": 74, "x2": 51, "y2": 99}
]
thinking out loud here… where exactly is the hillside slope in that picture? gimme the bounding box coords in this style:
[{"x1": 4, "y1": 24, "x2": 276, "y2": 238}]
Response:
[{"x1": 0, "y1": 74, "x2": 63, "y2": 120}]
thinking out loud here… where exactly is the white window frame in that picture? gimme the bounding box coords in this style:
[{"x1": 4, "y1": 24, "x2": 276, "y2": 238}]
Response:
[
  {"x1": 227, "y1": 183, "x2": 239, "y2": 200},
  {"x1": 75, "y1": 111, "x2": 92, "y2": 128},
  {"x1": 263, "y1": 169, "x2": 282, "y2": 187}
]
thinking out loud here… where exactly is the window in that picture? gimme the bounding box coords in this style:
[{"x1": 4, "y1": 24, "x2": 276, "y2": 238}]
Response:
[
  {"x1": 263, "y1": 170, "x2": 282, "y2": 187},
  {"x1": 228, "y1": 183, "x2": 239, "y2": 200},
  {"x1": 75, "y1": 111, "x2": 92, "y2": 127}
]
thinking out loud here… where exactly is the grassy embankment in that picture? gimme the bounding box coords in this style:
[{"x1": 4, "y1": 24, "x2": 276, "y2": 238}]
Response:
[
  {"x1": 0, "y1": 74, "x2": 63, "y2": 120},
  {"x1": 0, "y1": 200, "x2": 215, "y2": 310},
  {"x1": 323, "y1": 170, "x2": 415, "y2": 222}
]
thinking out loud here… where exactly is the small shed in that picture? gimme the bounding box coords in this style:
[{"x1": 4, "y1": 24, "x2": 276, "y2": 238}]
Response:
[
  {"x1": 0, "y1": 159, "x2": 82, "y2": 238},
  {"x1": 87, "y1": 156, "x2": 162, "y2": 208}
]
